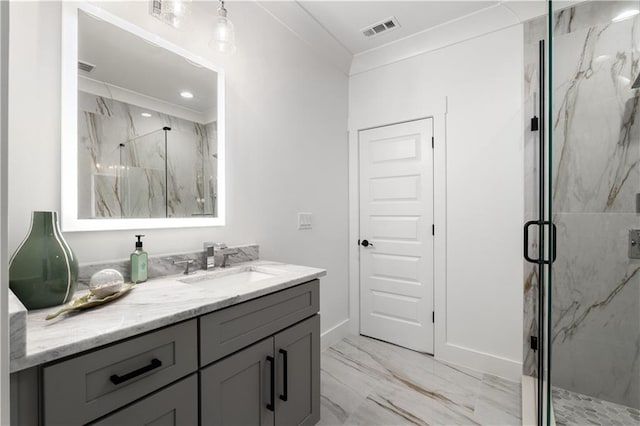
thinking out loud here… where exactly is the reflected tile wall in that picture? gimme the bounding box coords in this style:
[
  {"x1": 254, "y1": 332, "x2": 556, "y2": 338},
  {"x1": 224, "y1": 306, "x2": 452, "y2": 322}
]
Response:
[
  {"x1": 78, "y1": 92, "x2": 217, "y2": 218},
  {"x1": 548, "y1": 1, "x2": 640, "y2": 409}
]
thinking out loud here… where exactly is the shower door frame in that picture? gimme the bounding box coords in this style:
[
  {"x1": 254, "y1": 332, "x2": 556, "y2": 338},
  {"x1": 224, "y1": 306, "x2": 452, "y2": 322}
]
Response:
[{"x1": 524, "y1": 9, "x2": 556, "y2": 422}]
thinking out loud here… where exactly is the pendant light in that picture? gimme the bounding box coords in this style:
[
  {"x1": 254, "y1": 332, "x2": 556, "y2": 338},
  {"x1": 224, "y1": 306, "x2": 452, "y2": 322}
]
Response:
[
  {"x1": 150, "y1": 0, "x2": 191, "y2": 29},
  {"x1": 210, "y1": 0, "x2": 236, "y2": 54}
]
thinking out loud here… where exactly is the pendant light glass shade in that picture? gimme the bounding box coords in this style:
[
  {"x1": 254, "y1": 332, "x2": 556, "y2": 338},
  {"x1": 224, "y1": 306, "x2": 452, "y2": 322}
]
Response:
[
  {"x1": 210, "y1": 1, "x2": 236, "y2": 54},
  {"x1": 151, "y1": 0, "x2": 191, "y2": 29}
]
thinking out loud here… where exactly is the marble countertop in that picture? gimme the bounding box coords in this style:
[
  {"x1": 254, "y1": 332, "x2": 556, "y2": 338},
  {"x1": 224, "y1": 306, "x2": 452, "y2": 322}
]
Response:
[
  {"x1": 9, "y1": 290, "x2": 27, "y2": 360},
  {"x1": 10, "y1": 260, "x2": 326, "y2": 373}
]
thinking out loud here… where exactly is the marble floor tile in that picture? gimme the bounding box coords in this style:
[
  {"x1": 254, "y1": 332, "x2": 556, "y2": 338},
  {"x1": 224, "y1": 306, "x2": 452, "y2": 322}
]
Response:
[
  {"x1": 472, "y1": 375, "x2": 522, "y2": 425},
  {"x1": 553, "y1": 386, "x2": 640, "y2": 426},
  {"x1": 319, "y1": 335, "x2": 521, "y2": 426}
]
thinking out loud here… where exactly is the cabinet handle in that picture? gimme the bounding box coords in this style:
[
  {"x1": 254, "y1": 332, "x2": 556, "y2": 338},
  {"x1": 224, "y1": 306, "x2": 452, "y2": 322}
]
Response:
[
  {"x1": 279, "y1": 349, "x2": 288, "y2": 401},
  {"x1": 110, "y1": 358, "x2": 162, "y2": 385},
  {"x1": 266, "y1": 356, "x2": 275, "y2": 412}
]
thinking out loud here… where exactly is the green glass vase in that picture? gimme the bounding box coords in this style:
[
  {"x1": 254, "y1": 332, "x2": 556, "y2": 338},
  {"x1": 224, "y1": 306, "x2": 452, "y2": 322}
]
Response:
[{"x1": 9, "y1": 211, "x2": 78, "y2": 310}]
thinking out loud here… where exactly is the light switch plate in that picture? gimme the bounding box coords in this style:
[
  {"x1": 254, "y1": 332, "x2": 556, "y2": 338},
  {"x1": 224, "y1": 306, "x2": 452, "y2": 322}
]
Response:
[{"x1": 298, "y1": 212, "x2": 312, "y2": 230}]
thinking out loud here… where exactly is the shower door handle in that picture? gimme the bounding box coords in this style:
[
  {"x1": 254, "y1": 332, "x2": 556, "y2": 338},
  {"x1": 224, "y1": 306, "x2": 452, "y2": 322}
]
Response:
[
  {"x1": 551, "y1": 223, "x2": 557, "y2": 263},
  {"x1": 524, "y1": 220, "x2": 539, "y2": 264},
  {"x1": 524, "y1": 220, "x2": 556, "y2": 264}
]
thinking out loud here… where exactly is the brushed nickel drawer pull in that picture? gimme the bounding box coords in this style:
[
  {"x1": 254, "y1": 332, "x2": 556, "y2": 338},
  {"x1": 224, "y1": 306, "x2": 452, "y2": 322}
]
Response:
[{"x1": 110, "y1": 358, "x2": 162, "y2": 385}]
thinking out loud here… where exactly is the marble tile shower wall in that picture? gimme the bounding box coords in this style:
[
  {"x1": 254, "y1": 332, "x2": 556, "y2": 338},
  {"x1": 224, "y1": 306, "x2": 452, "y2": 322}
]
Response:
[
  {"x1": 77, "y1": 91, "x2": 217, "y2": 218},
  {"x1": 549, "y1": 1, "x2": 639, "y2": 409}
]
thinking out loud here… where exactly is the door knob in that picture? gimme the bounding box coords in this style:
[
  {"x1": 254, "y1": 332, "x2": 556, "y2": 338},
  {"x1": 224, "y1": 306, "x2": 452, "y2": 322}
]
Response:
[{"x1": 361, "y1": 239, "x2": 374, "y2": 247}]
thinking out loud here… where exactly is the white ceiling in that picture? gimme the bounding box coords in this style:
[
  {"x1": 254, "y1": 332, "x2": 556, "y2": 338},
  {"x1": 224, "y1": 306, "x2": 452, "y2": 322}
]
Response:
[
  {"x1": 297, "y1": 1, "x2": 499, "y2": 55},
  {"x1": 78, "y1": 10, "x2": 217, "y2": 115}
]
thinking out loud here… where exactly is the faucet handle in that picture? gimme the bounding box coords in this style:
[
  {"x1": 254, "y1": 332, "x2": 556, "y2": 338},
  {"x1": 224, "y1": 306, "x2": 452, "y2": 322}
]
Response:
[
  {"x1": 174, "y1": 259, "x2": 195, "y2": 275},
  {"x1": 219, "y1": 248, "x2": 239, "y2": 268}
]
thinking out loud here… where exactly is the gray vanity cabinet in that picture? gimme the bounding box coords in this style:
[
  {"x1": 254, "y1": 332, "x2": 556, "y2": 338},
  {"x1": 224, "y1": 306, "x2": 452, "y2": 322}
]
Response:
[
  {"x1": 90, "y1": 374, "x2": 198, "y2": 426},
  {"x1": 200, "y1": 315, "x2": 320, "y2": 426},
  {"x1": 10, "y1": 280, "x2": 320, "y2": 426}
]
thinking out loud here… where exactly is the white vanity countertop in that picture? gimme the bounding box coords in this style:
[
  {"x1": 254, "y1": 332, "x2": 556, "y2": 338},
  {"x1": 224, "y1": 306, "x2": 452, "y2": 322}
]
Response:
[
  {"x1": 9, "y1": 290, "x2": 27, "y2": 360},
  {"x1": 10, "y1": 261, "x2": 326, "y2": 373}
]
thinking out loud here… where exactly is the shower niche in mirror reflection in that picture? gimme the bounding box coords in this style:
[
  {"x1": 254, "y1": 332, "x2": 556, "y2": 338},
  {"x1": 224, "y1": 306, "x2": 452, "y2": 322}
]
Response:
[{"x1": 77, "y1": 10, "x2": 218, "y2": 219}]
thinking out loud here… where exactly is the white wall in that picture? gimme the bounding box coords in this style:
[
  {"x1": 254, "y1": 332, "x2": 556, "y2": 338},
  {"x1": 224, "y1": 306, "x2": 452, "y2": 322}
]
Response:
[
  {"x1": 0, "y1": 0, "x2": 9, "y2": 422},
  {"x1": 349, "y1": 25, "x2": 524, "y2": 380},
  {"x1": 8, "y1": 1, "x2": 349, "y2": 341}
]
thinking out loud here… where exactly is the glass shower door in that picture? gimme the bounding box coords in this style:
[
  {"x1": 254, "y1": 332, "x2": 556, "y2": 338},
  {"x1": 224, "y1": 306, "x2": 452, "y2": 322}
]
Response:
[
  {"x1": 524, "y1": 36, "x2": 555, "y2": 426},
  {"x1": 547, "y1": 1, "x2": 640, "y2": 425},
  {"x1": 118, "y1": 129, "x2": 167, "y2": 218}
]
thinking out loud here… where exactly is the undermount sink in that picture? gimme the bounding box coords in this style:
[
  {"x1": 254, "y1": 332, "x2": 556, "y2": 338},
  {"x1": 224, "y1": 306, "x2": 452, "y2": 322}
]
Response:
[{"x1": 179, "y1": 266, "x2": 280, "y2": 289}]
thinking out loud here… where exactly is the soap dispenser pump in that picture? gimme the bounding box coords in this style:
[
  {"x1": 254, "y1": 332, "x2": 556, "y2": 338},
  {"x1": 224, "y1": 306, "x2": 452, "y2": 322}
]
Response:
[{"x1": 130, "y1": 234, "x2": 148, "y2": 283}]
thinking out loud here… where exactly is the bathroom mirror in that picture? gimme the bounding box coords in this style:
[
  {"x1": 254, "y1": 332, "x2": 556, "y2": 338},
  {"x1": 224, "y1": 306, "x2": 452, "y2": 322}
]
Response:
[{"x1": 61, "y1": 3, "x2": 225, "y2": 231}]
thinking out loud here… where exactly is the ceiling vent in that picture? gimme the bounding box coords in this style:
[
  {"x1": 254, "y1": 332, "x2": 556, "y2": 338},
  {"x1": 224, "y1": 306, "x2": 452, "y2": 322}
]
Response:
[
  {"x1": 361, "y1": 17, "x2": 400, "y2": 38},
  {"x1": 78, "y1": 60, "x2": 96, "y2": 73}
]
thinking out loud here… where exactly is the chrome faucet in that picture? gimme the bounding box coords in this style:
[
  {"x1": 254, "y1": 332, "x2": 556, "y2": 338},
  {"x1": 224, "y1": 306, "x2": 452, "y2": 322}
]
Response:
[
  {"x1": 203, "y1": 242, "x2": 218, "y2": 270},
  {"x1": 219, "y1": 247, "x2": 240, "y2": 268},
  {"x1": 204, "y1": 242, "x2": 240, "y2": 269},
  {"x1": 174, "y1": 259, "x2": 195, "y2": 275}
]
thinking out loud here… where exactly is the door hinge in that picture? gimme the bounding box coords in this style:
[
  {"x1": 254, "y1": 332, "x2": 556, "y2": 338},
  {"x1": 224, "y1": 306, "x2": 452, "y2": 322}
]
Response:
[
  {"x1": 431, "y1": 136, "x2": 434, "y2": 149},
  {"x1": 530, "y1": 335, "x2": 538, "y2": 351},
  {"x1": 531, "y1": 116, "x2": 539, "y2": 132},
  {"x1": 432, "y1": 311, "x2": 435, "y2": 323},
  {"x1": 357, "y1": 239, "x2": 360, "y2": 246},
  {"x1": 432, "y1": 224, "x2": 435, "y2": 235}
]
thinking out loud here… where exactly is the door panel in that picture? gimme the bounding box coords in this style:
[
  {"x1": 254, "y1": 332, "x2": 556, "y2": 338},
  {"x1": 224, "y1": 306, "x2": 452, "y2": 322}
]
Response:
[
  {"x1": 369, "y1": 134, "x2": 419, "y2": 163},
  {"x1": 200, "y1": 338, "x2": 274, "y2": 426},
  {"x1": 370, "y1": 216, "x2": 419, "y2": 240},
  {"x1": 359, "y1": 119, "x2": 434, "y2": 354},
  {"x1": 370, "y1": 175, "x2": 420, "y2": 200},
  {"x1": 274, "y1": 315, "x2": 320, "y2": 426},
  {"x1": 371, "y1": 253, "x2": 420, "y2": 281}
]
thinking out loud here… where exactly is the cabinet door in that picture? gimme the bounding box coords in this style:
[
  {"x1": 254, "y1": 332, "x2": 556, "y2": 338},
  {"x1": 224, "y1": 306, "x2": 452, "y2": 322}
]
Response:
[
  {"x1": 274, "y1": 315, "x2": 320, "y2": 426},
  {"x1": 90, "y1": 374, "x2": 198, "y2": 426},
  {"x1": 200, "y1": 337, "x2": 275, "y2": 426}
]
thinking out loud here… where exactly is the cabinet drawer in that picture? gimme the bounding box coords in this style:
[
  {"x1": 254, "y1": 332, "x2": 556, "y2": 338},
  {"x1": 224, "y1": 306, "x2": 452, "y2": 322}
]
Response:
[
  {"x1": 200, "y1": 280, "x2": 319, "y2": 366},
  {"x1": 90, "y1": 374, "x2": 198, "y2": 426},
  {"x1": 43, "y1": 319, "x2": 197, "y2": 426}
]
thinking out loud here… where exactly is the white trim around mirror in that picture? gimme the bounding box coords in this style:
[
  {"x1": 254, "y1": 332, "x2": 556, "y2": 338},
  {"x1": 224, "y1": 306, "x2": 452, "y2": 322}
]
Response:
[{"x1": 61, "y1": 2, "x2": 226, "y2": 232}]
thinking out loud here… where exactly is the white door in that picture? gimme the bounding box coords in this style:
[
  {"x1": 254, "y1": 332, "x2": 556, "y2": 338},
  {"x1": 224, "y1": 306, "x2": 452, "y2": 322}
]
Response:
[{"x1": 359, "y1": 119, "x2": 434, "y2": 354}]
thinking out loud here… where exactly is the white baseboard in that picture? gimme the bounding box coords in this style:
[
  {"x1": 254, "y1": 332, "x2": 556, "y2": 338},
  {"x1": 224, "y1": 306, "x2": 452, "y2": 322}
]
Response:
[
  {"x1": 321, "y1": 318, "x2": 350, "y2": 352},
  {"x1": 435, "y1": 342, "x2": 523, "y2": 382}
]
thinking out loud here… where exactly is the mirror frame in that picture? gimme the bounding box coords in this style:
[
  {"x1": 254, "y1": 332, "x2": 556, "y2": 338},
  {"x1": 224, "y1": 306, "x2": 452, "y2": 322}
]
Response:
[{"x1": 61, "y1": 3, "x2": 226, "y2": 231}]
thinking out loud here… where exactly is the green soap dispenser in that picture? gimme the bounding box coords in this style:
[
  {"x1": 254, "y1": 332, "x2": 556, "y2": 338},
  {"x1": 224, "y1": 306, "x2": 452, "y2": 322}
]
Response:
[{"x1": 130, "y1": 234, "x2": 148, "y2": 283}]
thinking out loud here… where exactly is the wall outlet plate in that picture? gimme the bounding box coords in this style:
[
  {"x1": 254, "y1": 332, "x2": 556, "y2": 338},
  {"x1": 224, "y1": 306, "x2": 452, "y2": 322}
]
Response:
[{"x1": 298, "y1": 213, "x2": 312, "y2": 230}]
